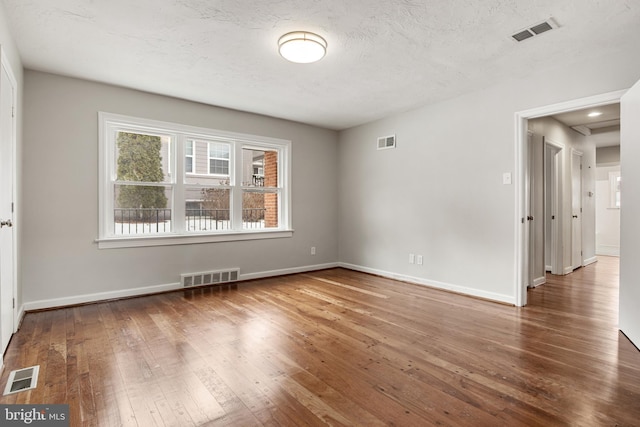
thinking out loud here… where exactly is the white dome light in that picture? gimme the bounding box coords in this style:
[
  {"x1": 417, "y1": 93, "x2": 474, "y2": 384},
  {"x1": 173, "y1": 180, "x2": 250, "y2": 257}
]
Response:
[{"x1": 278, "y1": 31, "x2": 327, "y2": 64}]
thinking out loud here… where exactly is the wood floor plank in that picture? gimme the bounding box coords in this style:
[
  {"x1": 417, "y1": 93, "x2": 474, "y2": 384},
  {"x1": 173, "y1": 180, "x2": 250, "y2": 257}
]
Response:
[{"x1": 1, "y1": 256, "x2": 639, "y2": 426}]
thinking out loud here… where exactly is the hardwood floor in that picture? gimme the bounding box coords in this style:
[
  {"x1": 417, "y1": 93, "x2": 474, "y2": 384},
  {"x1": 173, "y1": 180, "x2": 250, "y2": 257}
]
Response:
[{"x1": 1, "y1": 256, "x2": 639, "y2": 426}]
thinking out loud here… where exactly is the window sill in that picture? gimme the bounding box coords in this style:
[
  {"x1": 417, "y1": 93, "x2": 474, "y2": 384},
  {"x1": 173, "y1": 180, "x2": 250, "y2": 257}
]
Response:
[{"x1": 96, "y1": 229, "x2": 294, "y2": 249}]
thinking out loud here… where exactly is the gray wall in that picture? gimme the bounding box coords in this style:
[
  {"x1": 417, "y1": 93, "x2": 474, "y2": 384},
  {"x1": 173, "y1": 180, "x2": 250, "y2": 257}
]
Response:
[
  {"x1": 338, "y1": 47, "x2": 640, "y2": 304},
  {"x1": 596, "y1": 146, "x2": 621, "y2": 165},
  {"x1": 21, "y1": 71, "x2": 339, "y2": 308}
]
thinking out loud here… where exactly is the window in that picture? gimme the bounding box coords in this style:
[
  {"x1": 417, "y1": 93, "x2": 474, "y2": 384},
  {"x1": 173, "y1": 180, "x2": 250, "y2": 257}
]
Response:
[
  {"x1": 609, "y1": 171, "x2": 621, "y2": 208},
  {"x1": 208, "y1": 142, "x2": 230, "y2": 175},
  {"x1": 99, "y1": 113, "x2": 292, "y2": 248},
  {"x1": 185, "y1": 140, "x2": 194, "y2": 174}
]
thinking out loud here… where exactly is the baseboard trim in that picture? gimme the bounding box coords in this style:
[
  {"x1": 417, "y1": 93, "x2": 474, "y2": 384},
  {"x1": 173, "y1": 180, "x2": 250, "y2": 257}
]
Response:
[
  {"x1": 339, "y1": 262, "x2": 515, "y2": 305},
  {"x1": 584, "y1": 256, "x2": 598, "y2": 266},
  {"x1": 23, "y1": 281, "x2": 182, "y2": 312},
  {"x1": 21, "y1": 262, "x2": 340, "y2": 312},
  {"x1": 596, "y1": 245, "x2": 620, "y2": 257},
  {"x1": 240, "y1": 263, "x2": 339, "y2": 281},
  {"x1": 532, "y1": 276, "x2": 546, "y2": 287}
]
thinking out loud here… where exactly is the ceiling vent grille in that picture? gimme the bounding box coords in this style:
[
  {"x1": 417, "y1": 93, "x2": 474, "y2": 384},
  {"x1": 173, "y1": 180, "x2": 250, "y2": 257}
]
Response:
[
  {"x1": 512, "y1": 18, "x2": 558, "y2": 42},
  {"x1": 377, "y1": 135, "x2": 396, "y2": 150},
  {"x1": 181, "y1": 268, "x2": 239, "y2": 288}
]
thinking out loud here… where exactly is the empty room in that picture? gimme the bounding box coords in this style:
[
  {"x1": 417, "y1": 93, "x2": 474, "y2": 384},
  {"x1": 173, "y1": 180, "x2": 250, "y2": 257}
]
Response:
[{"x1": 0, "y1": 1, "x2": 639, "y2": 426}]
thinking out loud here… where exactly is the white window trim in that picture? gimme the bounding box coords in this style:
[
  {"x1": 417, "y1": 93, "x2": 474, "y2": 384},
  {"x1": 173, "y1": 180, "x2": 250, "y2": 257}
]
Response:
[{"x1": 98, "y1": 112, "x2": 293, "y2": 249}]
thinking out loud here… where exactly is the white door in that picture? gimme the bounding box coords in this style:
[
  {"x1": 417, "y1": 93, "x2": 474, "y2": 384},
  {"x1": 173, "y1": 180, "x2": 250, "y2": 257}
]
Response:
[
  {"x1": 528, "y1": 132, "x2": 545, "y2": 287},
  {"x1": 0, "y1": 58, "x2": 15, "y2": 355},
  {"x1": 544, "y1": 140, "x2": 563, "y2": 275},
  {"x1": 571, "y1": 150, "x2": 583, "y2": 270},
  {"x1": 619, "y1": 78, "x2": 640, "y2": 348}
]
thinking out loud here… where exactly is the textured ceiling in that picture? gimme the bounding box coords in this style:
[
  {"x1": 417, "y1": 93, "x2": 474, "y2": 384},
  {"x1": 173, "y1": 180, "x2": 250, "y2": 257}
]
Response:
[{"x1": 2, "y1": 0, "x2": 640, "y2": 130}]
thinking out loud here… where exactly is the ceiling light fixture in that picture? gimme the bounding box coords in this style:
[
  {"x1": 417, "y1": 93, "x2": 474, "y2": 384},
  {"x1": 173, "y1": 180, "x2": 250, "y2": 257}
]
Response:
[
  {"x1": 278, "y1": 31, "x2": 327, "y2": 64},
  {"x1": 588, "y1": 111, "x2": 603, "y2": 117}
]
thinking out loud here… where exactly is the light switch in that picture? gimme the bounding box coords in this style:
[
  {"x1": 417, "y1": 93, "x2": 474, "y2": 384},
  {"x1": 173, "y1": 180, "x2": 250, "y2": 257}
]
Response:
[{"x1": 503, "y1": 172, "x2": 512, "y2": 185}]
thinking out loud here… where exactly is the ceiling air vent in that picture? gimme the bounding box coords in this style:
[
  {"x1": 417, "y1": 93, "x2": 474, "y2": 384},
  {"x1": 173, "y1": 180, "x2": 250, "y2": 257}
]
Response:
[
  {"x1": 377, "y1": 135, "x2": 396, "y2": 150},
  {"x1": 512, "y1": 18, "x2": 558, "y2": 42}
]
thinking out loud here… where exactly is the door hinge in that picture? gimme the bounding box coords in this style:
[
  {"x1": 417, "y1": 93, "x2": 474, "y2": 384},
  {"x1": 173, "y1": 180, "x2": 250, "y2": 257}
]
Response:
[
  {"x1": 12, "y1": 106, "x2": 15, "y2": 118},
  {"x1": 12, "y1": 298, "x2": 15, "y2": 309},
  {"x1": 11, "y1": 202, "x2": 14, "y2": 213}
]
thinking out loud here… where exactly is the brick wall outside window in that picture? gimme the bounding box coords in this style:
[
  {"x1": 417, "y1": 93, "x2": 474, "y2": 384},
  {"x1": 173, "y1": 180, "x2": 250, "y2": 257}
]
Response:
[{"x1": 264, "y1": 151, "x2": 278, "y2": 227}]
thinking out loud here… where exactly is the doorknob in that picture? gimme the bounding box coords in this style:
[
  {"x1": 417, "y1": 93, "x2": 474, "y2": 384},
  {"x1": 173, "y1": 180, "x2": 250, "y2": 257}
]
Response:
[
  {"x1": 572, "y1": 215, "x2": 578, "y2": 218},
  {"x1": 0, "y1": 219, "x2": 12, "y2": 228}
]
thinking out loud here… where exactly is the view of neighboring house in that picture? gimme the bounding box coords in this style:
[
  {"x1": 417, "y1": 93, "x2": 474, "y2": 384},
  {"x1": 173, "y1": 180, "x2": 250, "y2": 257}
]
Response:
[{"x1": 113, "y1": 132, "x2": 279, "y2": 235}]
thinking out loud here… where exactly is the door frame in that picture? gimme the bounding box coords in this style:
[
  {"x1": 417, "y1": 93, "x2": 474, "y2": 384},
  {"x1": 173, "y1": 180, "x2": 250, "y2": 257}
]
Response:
[
  {"x1": 0, "y1": 47, "x2": 18, "y2": 341},
  {"x1": 514, "y1": 89, "x2": 626, "y2": 307},
  {"x1": 571, "y1": 148, "x2": 584, "y2": 270}
]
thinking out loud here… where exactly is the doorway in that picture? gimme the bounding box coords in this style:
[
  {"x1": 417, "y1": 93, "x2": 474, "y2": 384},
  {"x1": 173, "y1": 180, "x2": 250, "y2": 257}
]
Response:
[{"x1": 515, "y1": 90, "x2": 625, "y2": 307}]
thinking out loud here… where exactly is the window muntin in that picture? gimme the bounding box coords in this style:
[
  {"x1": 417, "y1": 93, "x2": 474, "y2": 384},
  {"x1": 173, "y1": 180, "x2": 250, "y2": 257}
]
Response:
[{"x1": 99, "y1": 113, "x2": 292, "y2": 247}]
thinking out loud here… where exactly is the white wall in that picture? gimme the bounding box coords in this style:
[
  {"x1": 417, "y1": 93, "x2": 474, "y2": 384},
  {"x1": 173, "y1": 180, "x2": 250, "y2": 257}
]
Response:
[
  {"x1": 619, "y1": 80, "x2": 640, "y2": 348},
  {"x1": 338, "y1": 48, "x2": 640, "y2": 304},
  {"x1": 21, "y1": 71, "x2": 339, "y2": 309}
]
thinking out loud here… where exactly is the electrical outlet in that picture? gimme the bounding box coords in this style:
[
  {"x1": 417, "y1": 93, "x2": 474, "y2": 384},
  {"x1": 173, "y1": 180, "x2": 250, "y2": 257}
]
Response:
[
  {"x1": 311, "y1": 246, "x2": 316, "y2": 255},
  {"x1": 409, "y1": 253, "x2": 415, "y2": 264},
  {"x1": 416, "y1": 255, "x2": 423, "y2": 265}
]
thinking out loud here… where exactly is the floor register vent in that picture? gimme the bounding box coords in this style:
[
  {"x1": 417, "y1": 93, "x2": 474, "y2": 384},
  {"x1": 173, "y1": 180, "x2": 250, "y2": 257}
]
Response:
[
  {"x1": 181, "y1": 268, "x2": 240, "y2": 288},
  {"x1": 3, "y1": 366, "x2": 39, "y2": 395}
]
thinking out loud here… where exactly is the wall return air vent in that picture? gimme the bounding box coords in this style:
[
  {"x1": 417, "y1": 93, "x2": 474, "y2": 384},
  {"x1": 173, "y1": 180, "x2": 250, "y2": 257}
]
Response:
[
  {"x1": 377, "y1": 135, "x2": 396, "y2": 150},
  {"x1": 181, "y1": 268, "x2": 239, "y2": 288},
  {"x1": 512, "y1": 18, "x2": 558, "y2": 42}
]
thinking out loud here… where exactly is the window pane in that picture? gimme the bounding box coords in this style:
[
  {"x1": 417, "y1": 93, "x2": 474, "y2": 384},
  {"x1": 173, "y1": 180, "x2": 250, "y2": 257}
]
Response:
[
  {"x1": 209, "y1": 159, "x2": 229, "y2": 175},
  {"x1": 243, "y1": 189, "x2": 278, "y2": 229},
  {"x1": 208, "y1": 142, "x2": 230, "y2": 176},
  {"x1": 185, "y1": 140, "x2": 194, "y2": 174},
  {"x1": 185, "y1": 187, "x2": 231, "y2": 231},
  {"x1": 114, "y1": 185, "x2": 172, "y2": 235},
  {"x1": 209, "y1": 142, "x2": 230, "y2": 159},
  {"x1": 242, "y1": 148, "x2": 277, "y2": 188},
  {"x1": 115, "y1": 131, "x2": 171, "y2": 182}
]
